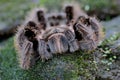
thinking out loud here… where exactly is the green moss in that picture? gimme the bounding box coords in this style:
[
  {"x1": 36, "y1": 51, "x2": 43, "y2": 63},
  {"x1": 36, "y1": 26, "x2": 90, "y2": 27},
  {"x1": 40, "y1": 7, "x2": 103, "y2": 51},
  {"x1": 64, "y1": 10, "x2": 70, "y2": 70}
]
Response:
[{"x1": 0, "y1": 37, "x2": 97, "y2": 80}]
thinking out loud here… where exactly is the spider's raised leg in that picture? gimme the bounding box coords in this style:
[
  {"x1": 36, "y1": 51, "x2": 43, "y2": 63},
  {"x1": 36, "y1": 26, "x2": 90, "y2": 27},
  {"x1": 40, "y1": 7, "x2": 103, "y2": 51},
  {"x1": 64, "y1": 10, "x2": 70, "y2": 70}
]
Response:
[
  {"x1": 63, "y1": 3, "x2": 87, "y2": 25},
  {"x1": 36, "y1": 9, "x2": 47, "y2": 29},
  {"x1": 64, "y1": 4, "x2": 74, "y2": 24},
  {"x1": 25, "y1": 8, "x2": 47, "y2": 30}
]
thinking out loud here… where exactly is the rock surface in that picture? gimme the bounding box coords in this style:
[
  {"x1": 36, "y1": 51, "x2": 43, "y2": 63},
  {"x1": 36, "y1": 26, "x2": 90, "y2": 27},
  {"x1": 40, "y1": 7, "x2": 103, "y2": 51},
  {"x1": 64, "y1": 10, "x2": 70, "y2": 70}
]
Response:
[
  {"x1": 102, "y1": 16, "x2": 120, "y2": 38},
  {"x1": 94, "y1": 46, "x2": 120, "y2": 80},
  {"x1": 95, "y1": 16, "x2": 120, "y2": 80}
]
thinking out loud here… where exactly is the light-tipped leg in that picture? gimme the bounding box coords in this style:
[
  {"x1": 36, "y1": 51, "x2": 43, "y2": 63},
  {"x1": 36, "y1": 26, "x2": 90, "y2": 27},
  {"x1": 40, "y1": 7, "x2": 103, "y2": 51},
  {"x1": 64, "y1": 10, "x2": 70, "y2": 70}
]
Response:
[{"x1": 36, "y1": 9, "x2": 47, "y2": 30}]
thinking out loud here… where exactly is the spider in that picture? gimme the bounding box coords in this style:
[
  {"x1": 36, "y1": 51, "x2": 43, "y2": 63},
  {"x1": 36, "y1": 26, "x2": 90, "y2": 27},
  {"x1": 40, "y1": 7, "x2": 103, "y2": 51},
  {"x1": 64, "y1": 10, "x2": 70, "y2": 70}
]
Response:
[{"x1": 14, "y1": 4, "x2": 103, "y2": 69}]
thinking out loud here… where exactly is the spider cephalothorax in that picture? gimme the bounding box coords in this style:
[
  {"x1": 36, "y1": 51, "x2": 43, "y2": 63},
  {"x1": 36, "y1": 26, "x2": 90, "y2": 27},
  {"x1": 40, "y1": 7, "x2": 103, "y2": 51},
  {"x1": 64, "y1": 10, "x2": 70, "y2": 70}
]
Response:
[{"x1": 15, "y1": 4, "x2": 103, "y2": 69}]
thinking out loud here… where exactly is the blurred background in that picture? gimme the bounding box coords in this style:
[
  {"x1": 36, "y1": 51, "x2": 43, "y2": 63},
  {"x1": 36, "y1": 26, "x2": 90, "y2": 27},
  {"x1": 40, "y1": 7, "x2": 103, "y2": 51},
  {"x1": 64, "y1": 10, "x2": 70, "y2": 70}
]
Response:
[
  {"x1": 0, "y1": 0, "x2": 120, "y2": 41},
  {"x1": 0, "y1": 0, "x2": 120, "y2": 80}
]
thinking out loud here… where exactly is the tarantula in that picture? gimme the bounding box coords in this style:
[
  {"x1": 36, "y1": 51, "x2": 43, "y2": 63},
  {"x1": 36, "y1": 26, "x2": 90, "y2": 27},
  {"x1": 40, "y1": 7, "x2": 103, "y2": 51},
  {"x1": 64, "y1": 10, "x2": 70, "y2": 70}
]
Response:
[{"x1": 15, "y1": 4, "x2": 103, "y2": 69}]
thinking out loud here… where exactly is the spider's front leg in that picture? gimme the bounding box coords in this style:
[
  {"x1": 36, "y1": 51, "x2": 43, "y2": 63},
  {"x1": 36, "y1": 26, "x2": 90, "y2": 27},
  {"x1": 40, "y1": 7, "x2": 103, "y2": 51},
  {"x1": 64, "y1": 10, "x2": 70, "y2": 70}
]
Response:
[
  {"x1": 37, "y1": 39, "x2": 52, "y2": 61},
  {"x1": 15, "y1": 27, "x2": 36, "y2": 69},
  {"x1": 64, "y1": 28, "x2": 79, "y2": 52},
  {"x1": 74, "y1": 17, "x2": 97, "y2": 51},
  {"x1": 25, "y1": 9, "x2": 52, "y2": 61},
  {"x1": 47, "y1": 33, "x2": 69, "y2": 54},
  {"x1": 34, "y1": 27, "x2": 52, "y2": 61},
  {"x1": 36, "y1": 9, "x2": 47, "y2": 30}
]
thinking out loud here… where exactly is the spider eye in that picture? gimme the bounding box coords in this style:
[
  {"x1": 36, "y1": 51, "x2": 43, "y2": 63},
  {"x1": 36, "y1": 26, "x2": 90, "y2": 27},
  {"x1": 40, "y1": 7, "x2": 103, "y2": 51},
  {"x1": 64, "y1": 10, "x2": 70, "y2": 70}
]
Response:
[
  {"x1": 27, "y1": 21, "x2": 36, "y2": 27},
  {"x1": 57, "y1": 15, "x2": 62, "y2": 20},
  {"x1": 50, "y1": 22, "x2": 54, "y2": 26},
  {"x1": 51, "y1": 15, "x2": 56, "y2": 19}
]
